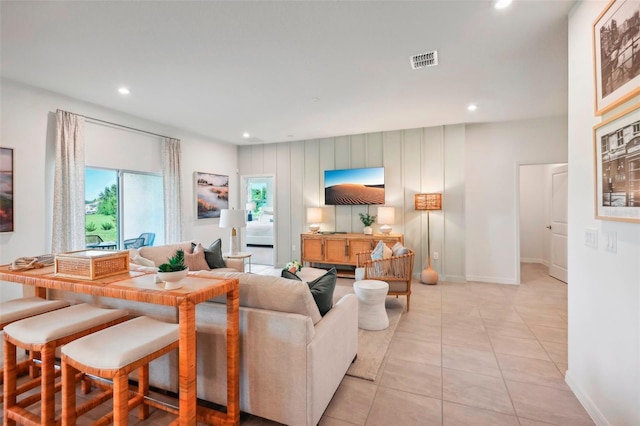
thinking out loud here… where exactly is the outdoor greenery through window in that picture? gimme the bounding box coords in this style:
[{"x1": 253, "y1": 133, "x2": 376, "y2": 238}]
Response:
[{"x1": 85, "y1": 168, "x2": 164, "y2": 249}]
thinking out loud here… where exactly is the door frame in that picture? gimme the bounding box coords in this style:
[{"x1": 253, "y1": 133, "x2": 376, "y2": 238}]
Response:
[
  {"x1": 514, "y1": 161, "x2": 568, "y2": 284},
  {"x1": 241, "y1": 174, "x2": 276, "y2": 265}
]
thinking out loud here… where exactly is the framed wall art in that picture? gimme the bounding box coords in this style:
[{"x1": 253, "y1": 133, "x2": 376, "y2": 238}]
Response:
[
  {"x1": 594, "y1": 103, "x2": 640, "y2": 222},
  {"x1": 195, "y1": 172, "x2": 229, "y2": 219},
  {"x1": 0, "y1": 147, "x2": 14, "y2": 232},
  {"x1": 593, "y1": 0, "x2": 640, "y2": 116}
]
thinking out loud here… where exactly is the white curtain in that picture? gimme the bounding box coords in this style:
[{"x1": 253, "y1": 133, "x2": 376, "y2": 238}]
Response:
[
  {"x1": 52, "y1": 111, "x2": 85, "y2": 253},
  {"x1": 162, "y1": 138, "x2": 183, "y2": 243}
]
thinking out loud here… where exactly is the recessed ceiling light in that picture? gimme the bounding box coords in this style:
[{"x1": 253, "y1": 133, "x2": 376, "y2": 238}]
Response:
[
  {"x1": 494, "y1": 0, "x2": 512, "y2": 10},
  {"x1": 467, "y1": 104, "x2": 478, "y2": 112},
  {"x1": 118, "y1": 87, "x2": 130, "y2": 95},
  {"x1": 311, "y1": 97, "x2": 320, "y2": 103},
  {"x1": 242, "y1": 132, "x2": 250, "y2": 138},
  {"x1": 287, "y1": 135, "x2": 294, "y2": 138}
]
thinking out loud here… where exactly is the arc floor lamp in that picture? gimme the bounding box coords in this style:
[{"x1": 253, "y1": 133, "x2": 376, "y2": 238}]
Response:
[{"x1": 415, "y1": 193, "x2": 442, "y2": 285}]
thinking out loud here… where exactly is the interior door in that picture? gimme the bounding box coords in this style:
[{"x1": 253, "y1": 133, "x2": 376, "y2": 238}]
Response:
[{"x1": 549, "y1": 164, "x2": 568, "y2": 283}]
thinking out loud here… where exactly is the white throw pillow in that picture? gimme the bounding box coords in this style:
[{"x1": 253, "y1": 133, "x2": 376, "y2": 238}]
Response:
[
  {"x1": 131, "y1": 254, "x2": 156, "y2": 267},
  {"x1": 391, "y1": 242, "x2": 409, "y2": 257},
  {"x1": 371, "y1": 240, "x2": 392, "y2": 260}
]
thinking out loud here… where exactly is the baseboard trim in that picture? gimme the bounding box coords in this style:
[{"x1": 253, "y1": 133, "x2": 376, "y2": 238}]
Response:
[
  {"x1": 465, "y1": 275, "x2": 518, "y2": 285},
  {"x1": 520, "y1": 258, "x2": 543, "y2": 264},
  {"x1": 565, "y1": 369, "x2": 607, "y2": 425}
]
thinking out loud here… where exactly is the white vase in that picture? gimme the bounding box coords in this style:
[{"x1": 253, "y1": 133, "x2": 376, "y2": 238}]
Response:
[
  {"x1": 363, "y1": 226, "x2": 373, "y2": 235},
  {"x1": 157, "y1": 268, "x2": 189, "y2": 290}
]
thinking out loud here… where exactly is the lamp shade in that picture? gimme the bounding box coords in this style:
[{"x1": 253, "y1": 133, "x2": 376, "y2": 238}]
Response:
[
  {"x1": 307, "y1": 207, "x2": 322, "y2": 233},
  {"x1": 219, "y1": 209, "x2": 247, "y2": 228},
  {"x1": 376, "y1": 207, "x2": 395, "y2": 225},
  {"x1": 307, "y1": 207, "x2": 323, "y2": 224},
  {"x1": 414, "y1": 193, "x2": 442, "y2": 211},
  {"x1": 245, "y1": 202, "x2": 256, "y2": 211},
  {"x1": 377, "y1": 206, "x2": 395, "y2": 234}
]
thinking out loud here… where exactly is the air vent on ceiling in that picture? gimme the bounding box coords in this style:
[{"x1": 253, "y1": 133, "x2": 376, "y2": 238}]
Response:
[{"x1": 410, "y1": 50, "x2": 438, "y2": 70}]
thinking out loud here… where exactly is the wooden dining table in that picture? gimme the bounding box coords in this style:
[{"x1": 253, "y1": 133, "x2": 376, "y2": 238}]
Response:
[{"x1": 0, "y1": 264, "x2": 240, "y2": 426}]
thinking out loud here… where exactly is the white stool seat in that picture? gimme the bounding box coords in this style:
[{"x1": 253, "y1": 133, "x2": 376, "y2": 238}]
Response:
[
  {"x1": 63, "y1": 316, "x2": 179, "y2": 370},
  {"x1": 0, "y1": 297, "x2": 70, "y2": 326},
  {"x1": 353, "y1": 279, "x2": 389, "y2": 330},
  {"x1": 61, "y1": 316, "x2": 180, "y2": 425},
  {"x1": 4, "y1": 303, "x2": 128, "y2": 345}
]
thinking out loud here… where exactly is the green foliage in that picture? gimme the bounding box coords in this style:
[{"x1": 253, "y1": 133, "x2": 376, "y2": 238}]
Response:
[
  {"x1": 84, "y1": 214, "x2": 117, "y2": 243},
  {"x1": 100, "y1": 222, "x2": 114, "y2": 230},
  {"x1": 158, "y1": 249, "x2": 187, "y2": 272},
  {"x1": 85, "y1": 222, "x2": 97, "y2": 232},
  {"x1": 359, "y1": 213, "x2": 376, "y2": 227},
  {"x1": 97, "y1": 184, "x2": 118, "y2": 216}
]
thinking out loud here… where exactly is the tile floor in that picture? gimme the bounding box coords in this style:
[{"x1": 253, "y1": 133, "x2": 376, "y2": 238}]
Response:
[{"x1": 2, "y1": 263, "x2": 594, "y2": 425}]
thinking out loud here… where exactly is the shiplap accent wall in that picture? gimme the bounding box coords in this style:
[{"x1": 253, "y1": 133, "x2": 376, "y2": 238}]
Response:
[{"x1": 238, "y1": 124, "x2": 466, "y2": 281}]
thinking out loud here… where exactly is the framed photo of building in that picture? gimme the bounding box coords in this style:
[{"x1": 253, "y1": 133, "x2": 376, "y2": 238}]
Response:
[
  {"x1": 195, "y1": 172, "x2": 229, "y2": 219},
  {"x1": 593, "y1": 0, "x2": 640, "y2": 116},
  {"x1": 594, "y1": 103, "x2": 640, "y2": 222}
]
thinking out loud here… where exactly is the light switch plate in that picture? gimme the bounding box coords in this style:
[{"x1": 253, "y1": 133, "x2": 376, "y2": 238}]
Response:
[
  {"x1": 585, "y1": 228, "x2": 598, "y2": 248},
  {"x1": 604, "y1": 231, "x2": 617, "y2": 253}
]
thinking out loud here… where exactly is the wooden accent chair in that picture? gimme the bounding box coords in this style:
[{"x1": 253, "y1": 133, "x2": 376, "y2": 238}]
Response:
[
  {"x1": 61, "y1": 316, "x2": 179, "y2": 425},
  {"x1": 3, "y1": 304, "x2": 128, "y2": 425},
  {"x1": 356, "y1": 249, "x2": 415, "y2": 311}
]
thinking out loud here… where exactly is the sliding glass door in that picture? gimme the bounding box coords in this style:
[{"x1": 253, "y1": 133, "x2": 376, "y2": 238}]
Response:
[{"x1": 85, "y1": 167, "x2": 163, "y2": 249}]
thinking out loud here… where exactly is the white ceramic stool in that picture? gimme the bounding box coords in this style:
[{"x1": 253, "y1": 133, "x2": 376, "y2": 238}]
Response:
[
  {"x1": 3, "y1": 303, "x2": 128, "y2": 425},
  {"x1": 61, "y1": 316, "x2": 179, "y2": 425},
  {"x1": 353, "y1": 279, "x2": 389, "y2": 330}
]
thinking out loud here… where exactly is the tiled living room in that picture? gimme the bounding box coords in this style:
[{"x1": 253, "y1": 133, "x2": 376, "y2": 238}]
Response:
[{"x1": 2, "y1": 1, "x2": 640, "y2": 425}]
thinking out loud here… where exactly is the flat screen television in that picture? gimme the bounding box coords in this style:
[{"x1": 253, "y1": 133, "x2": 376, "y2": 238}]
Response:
[{"x1": 324, "y1": 167, "x2": 385, "y2": 205}]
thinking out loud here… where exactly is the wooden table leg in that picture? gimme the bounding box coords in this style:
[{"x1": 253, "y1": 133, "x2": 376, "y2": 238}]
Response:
[
  {"x1": 227, "y1": 284, "x2": 240, "y2": 425},
  {"x1": 178, "y1": 300, "x2": 196, "y2": 425}
]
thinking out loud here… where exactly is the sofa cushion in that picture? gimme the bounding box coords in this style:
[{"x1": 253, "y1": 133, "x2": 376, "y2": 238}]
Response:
[
  {"x1": 131, "y1": 254, "x2": 156, "y2": 268},
  {"x1": 193, "y1": 271, "x2": 322, "y2": 325},
  {"x1": 139, "y1": 241, "x2": 194, "y2": 267},
  {"x1": 184, "y1": 243, "x2": 210, "y2": 271},
  {"x1": 283, "y1": 268, "x2": 336, "y2": 316},
  {"x1": 195, "y1": 239, "x2": 227, "y2": 269}
]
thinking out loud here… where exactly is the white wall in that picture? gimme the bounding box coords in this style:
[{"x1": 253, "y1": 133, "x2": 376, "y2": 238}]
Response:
[
  {"x1": 465, "y1": 116, "x2": 568, "y2": 284},
  {"x1": 0, "y1": 79, "x2": 238, "y2": 301},
  {"x1": 566, "y1": 2, "x2": 640, "y2": 425},
  {"x1": 519, "y1": 165, "x2": 547, "y2": 263},
  {"x1": 239, "y1": 127, "x2": 467, "y2": 279}
]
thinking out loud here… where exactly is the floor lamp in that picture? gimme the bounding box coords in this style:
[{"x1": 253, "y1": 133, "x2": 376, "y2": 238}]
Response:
[
  {"x1": 415, "y1": 193, "x2": 442, "y2": 285},
  {"x1": 219, "y1": 208, "x2": 247, "y2": 255}
]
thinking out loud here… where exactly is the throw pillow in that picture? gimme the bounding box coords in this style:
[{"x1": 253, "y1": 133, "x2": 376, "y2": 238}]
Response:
[
  {"x1": 131, "y1": 254, "x2": 156, "y2": 267},
  {"x1": 184, "y1": 243, "x2": 210, "y2": 271},
  {"x1": 194, "y1": 239, "x2": 227, "y2": 269},
  {"x1": 281, "y1": 267, "x2": 337, "y2": 316},
  {"x1": 392, "y1": 242, "x2": 409, "y2": 257},
  {"x1": 371, "y1": 240, "x2": 392, "y2": 260}
]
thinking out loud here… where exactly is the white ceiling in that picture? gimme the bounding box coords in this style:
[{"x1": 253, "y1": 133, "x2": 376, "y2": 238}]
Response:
[{"x1": 1, "y1": 0, "x2": 574, "y2": 145}]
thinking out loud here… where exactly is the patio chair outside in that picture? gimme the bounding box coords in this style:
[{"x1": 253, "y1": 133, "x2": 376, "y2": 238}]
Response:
[
  {"x1": 138, "y1": 233, "x2": 155, "y2": 247},
  {"x1": 85, "y1": 235, "x2": 103, "y2": 248},
  {"x1": 124, "y1": 237, "x2": 145, "y2": 249}
]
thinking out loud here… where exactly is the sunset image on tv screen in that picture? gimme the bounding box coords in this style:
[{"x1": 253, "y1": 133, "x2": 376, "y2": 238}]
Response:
[{"x1": 324, "y1": 167, "x2": 384, "y2": 205}]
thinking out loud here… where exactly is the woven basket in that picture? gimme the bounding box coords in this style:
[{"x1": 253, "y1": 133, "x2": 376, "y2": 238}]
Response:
[{"x1": 54, "y1": 250, "x2": 129, "y2": 280}]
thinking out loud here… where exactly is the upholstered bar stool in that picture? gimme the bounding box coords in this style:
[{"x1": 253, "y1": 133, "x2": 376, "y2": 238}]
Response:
[
  {"x1": 0, "y1": 297, "x2": 70, "y2": 384},
  {"x1": 61, "y1": 316, "x2": 179, "y2": 425},
  {"x1": 3, "y1": 303, "x2": 128, "y2": 425}
]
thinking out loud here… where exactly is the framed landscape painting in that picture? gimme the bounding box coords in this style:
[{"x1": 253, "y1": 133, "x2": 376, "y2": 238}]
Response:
[
  {"x1": 594, "y1": 103, "x2": 640, "y2": 222},
  {"x1": 593, "y1": 0, "x2": 640, "y2": 115},
  {"x1": 0, "y1": 147, "x2": 14, "y2": 232},
  {"x1": 195, "y1": 172, "x2": 229, "y2": 219}
]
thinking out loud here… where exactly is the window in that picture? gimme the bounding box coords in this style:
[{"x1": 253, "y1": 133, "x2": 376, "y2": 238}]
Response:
[{"x1": 85, "y1": 167, "x2": 164, "y2": 249}]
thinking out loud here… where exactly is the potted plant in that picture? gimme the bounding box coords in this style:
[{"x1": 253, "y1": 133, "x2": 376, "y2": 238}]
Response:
[
  {"x1": 157, "y1": 249, "x2": 188, "y2": 289},
  {"x1": 359, "y1": 213, "x2": 376, "y2": 235}
]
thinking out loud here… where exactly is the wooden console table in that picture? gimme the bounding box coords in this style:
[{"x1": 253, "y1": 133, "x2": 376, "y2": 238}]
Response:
[
  {"x1": 301, "y1": 233, "x2": 404, "y2": 277},
  {"x1": 0, "y1": 265, "x2": 240, "y2": 426}
]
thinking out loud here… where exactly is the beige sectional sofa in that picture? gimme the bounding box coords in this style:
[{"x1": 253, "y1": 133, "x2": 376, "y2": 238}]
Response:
[{"x1": 51, "y1": 242, "x2": 359, "y2": 426}]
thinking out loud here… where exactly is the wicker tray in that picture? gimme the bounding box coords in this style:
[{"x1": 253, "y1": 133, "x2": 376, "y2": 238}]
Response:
[{"x1": 54, "y1": 250, "x2": 129, "y2": 280}]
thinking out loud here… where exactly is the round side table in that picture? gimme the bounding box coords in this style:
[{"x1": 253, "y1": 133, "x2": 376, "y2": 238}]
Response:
[{"x1": 353, "y1": 279, "x2": 389, "y2": 330}]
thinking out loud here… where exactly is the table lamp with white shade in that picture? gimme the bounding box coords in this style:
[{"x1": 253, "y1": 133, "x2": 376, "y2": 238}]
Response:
[
  {"x1": 377, "y1": 206, "x2": 395, "y2": 234},
  {"x1": 414, "y1": 193, "x2": 442, "y2": 284},
  {"x1": 219, "y1": 208, "x2": 246, "y2": 255},
  {"x1": 307, "y1": 207, "x2": 323, "y2": 233}
]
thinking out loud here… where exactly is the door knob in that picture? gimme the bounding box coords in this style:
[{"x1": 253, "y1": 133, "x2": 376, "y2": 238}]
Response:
[{"x1": 546, "y1": 225, "x2": 552, "y2": 229}]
